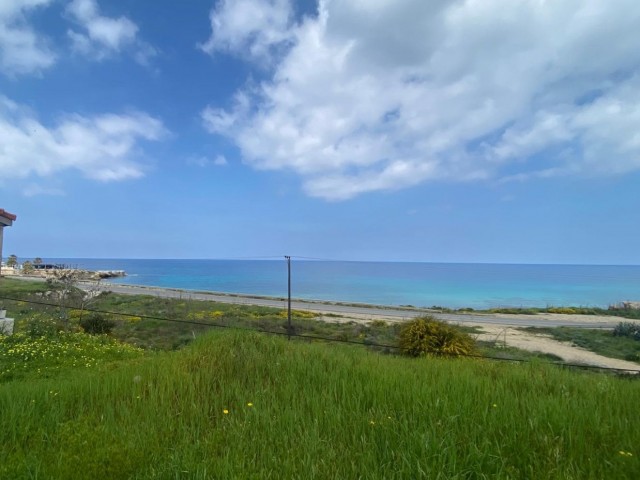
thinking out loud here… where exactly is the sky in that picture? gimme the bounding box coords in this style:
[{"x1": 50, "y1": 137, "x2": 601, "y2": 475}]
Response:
[{"x1": 1, "y1": 0, "x2": 639, "y2": 264}]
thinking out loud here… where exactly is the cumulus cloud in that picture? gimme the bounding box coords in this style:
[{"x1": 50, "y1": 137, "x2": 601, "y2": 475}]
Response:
[
  {"x1": 0, "y1": 96, "x2": 167, "y2": 182},
  {"x1": 199, "y1": 0, "x2": 294, "y2": 63},
  {"x1": 66, "y1": 0, "x2": 156, "y2": 63},
  {"x1": 0, "y1": 0, "x2": 56, "y2": 75},
  {"x1": 201, "y1": 0, "x2": 640, "y2": 200}
]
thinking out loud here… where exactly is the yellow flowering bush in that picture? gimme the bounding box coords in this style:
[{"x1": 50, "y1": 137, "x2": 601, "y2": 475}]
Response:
[
  {"x1": 398, "y1": 316, "x2": 476, "y2": 357},
  {"x1": 278, "y1": 309, "x2": 317, "y2": 319}
]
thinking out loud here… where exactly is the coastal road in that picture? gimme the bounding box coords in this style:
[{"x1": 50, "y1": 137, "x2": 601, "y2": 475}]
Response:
[{"x1": 98, "y1": 283, "x2": 620, "y2": 329}]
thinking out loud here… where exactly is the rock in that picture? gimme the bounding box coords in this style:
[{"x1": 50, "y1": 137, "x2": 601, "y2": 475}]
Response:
[{"x1": 610, "y1": 301, "x2": 640, "y2": 311}]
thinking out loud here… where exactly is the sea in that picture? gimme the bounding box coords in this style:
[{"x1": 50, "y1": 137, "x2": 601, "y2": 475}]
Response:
[{"x1": 42, "y1": 259, "x2": 640, "y2": 310}]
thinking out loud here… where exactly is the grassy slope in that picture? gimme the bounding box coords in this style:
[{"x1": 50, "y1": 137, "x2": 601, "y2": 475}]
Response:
[{"x1": 1, "y1": 331, "x2": 639, "y2": 479}]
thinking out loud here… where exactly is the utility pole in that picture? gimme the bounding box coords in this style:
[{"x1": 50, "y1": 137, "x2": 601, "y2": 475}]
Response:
[{"x1": 285, "y1": 255, "x2": 292, "y2": 339}]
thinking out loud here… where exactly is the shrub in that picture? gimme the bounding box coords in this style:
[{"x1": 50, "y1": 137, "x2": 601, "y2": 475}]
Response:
[
  {"x1": 24, "y1": 314, "x2": 61, "y2": 338},
  {"x1": 613, "y1": 322, "x2": 640, "y2": 341},
  {"x1": 80, "y1": 313, "x2": 115, "y2": 335},
  {"x1": 398, "y1": 316, "x2": 476, "y2": 357},
  {"x1": 369, "y1": 319, "x2": 388, "y2": 328},
  {"x1": 547, "y1": 307, "x2": 577, "y2": 314}
]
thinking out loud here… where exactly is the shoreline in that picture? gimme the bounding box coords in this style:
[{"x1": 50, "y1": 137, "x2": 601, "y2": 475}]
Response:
[
  {"x1": 3, "y1": 274, "x2": 636, "y2": 327},
  {"x1": 5, "y1": 261, "x2": 640, "y2": 310},
  {"x1": 97, "y1": 281, "x2": 636, "y2": 329}
]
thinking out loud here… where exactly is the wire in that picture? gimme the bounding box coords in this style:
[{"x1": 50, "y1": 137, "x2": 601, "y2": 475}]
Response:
[{"x1": 1, "y1": 295, "x2": 639, "y2": 373}]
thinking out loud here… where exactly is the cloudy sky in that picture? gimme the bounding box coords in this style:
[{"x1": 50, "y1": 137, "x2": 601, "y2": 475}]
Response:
[{"x1": 1, "y1": 0, "x2": 639, "y2": 264}]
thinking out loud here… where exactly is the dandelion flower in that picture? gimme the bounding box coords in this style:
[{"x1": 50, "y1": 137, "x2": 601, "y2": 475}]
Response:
[
  {"x1": 247, "y1": 403, "x2": 253, "y2": 407},
  {"x1": 492, "y1": 404, "x2": 497, "y2": 408},
  {"x1": 223, "y1": 409, "x2": 229, "y2": 414}
]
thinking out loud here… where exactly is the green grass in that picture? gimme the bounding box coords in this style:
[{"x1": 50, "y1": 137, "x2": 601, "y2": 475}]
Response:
[
  {"x1": 0, "y1": 330, "x2": 638, "y2": 479},
  {"x1": 526, "y1": 327, "x2": 640, "y2": 364},
  {"x1": 0, "y1": 330, "x2": 144, "y2": 382}
]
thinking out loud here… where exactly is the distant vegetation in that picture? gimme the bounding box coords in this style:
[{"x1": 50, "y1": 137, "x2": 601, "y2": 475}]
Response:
[{"x1": 431, "y1": 305, "x2": 640, "y2": 320}]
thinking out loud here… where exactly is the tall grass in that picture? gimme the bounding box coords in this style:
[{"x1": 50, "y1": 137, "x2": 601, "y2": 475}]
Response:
[{"x1": 1, "y1": 331, "x2": 638, "y2": 479}]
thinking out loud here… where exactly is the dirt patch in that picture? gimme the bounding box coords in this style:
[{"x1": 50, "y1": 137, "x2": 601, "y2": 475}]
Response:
[{"x1": 472, "y1": 324, "x2": 640, "y2": 371}]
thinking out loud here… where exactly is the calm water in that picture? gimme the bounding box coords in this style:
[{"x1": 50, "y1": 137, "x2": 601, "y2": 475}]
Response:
[{"x1": 44, "y1": 259, "x2": 640, "y2": 309}]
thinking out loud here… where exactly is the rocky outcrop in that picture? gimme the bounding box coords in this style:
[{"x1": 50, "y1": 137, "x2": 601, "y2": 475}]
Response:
[
  {"x1": 610, "y1": 301, "x2": 640, "y2": 311},
  {"x1": 91, "y1": 270, "x2": 126, "y2": 279}
]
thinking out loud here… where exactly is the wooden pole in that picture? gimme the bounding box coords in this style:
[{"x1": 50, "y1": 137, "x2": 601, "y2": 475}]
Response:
[{"x1": 285, "y1": 255, "x2": 291, "y2": 339}]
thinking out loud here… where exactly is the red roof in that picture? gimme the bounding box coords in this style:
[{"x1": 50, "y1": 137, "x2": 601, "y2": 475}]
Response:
[{"x1": 0, "y1": 209, "x2": 17, "y2": 221}]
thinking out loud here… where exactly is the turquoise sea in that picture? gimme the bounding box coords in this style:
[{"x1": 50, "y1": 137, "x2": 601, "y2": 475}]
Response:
[{"x1": 45, "y1": 259, "x2": 640, "y2": 309}]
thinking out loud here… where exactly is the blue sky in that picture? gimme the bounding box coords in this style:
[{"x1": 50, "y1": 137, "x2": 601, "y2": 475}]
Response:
[{"x1": 1, "y1": 0, "x2": 640, "y2": 264}]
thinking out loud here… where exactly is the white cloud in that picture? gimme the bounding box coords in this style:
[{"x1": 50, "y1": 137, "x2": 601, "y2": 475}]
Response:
[
  {"x1": 23, "y1": 184, "x2": 65, "y2": 197},
  {"x1": 213, "y1": 155, "x2": 228, "y2": 166},
  {"x1": 199, "y1": 0, "x2": 294, "y2": 63},
  {"x1": 66, "y1": 0, "x2": 156, "y2": 63},
  {"x1": 0, "y1": 0, "x2": 56, "y2": 75},
  {"x1": 187, "y1": 154, "x2": 228, "y2": 167},
  {"x1": 201, "y1": 0, "x2": 640, "y2": 200},
  {"x1": 0, "y1": 96, "x2": 167, "y2": 182}
]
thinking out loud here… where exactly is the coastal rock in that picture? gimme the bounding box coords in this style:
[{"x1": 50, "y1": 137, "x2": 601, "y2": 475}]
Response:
[
  {"x1": 40, "y1": 268, "x2": 126, "y2": 281},
  {"x1": 92, "y1": 270, "x2": 126, "y2": 279},
  {"x1": 610, "y1": 301, "x2": 640, "y2": 311}
]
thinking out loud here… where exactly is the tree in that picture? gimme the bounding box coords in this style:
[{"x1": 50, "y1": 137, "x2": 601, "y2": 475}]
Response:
[
  {"x1": 33, "y1": 257, "x2": 43, "y2": 266},
  {"x1": 46, "y1": 269, "x2": 84, "y2": 331},
  {"x1": 22, "y1": 261, "x2": 34, "y2": 274},
  {"x1": 6, "y1": 254, "x2": 17, "y2": 268},
  {"x1": 46, "y1": 269, "x2": 103, "y2": 331}
]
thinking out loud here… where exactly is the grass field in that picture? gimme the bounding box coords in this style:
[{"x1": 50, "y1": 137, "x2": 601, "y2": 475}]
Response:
[
  {"x1": 1, "y1": 277, "x2": 639, "y2": 477},
  {"x1": 0, "y1": 330, "x2": 639, "y2": 479}
]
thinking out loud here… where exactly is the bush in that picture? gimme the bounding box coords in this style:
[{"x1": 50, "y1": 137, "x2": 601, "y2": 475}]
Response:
[
  {"x1": 80, "y1": 313, "x2": 115, "y2": 335},
  {"x1": 398, "y1": 316, "x2": 476, "y2": 357},
  {"x1": 24, "y1": 314, "x2": 61, "y2": 338},
  {"x1": 613, "y1": 322, "x2": 640, "y2": 341},
  {"x1": 547, "y1": 307, "x2": 577, "y2": 314}
]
